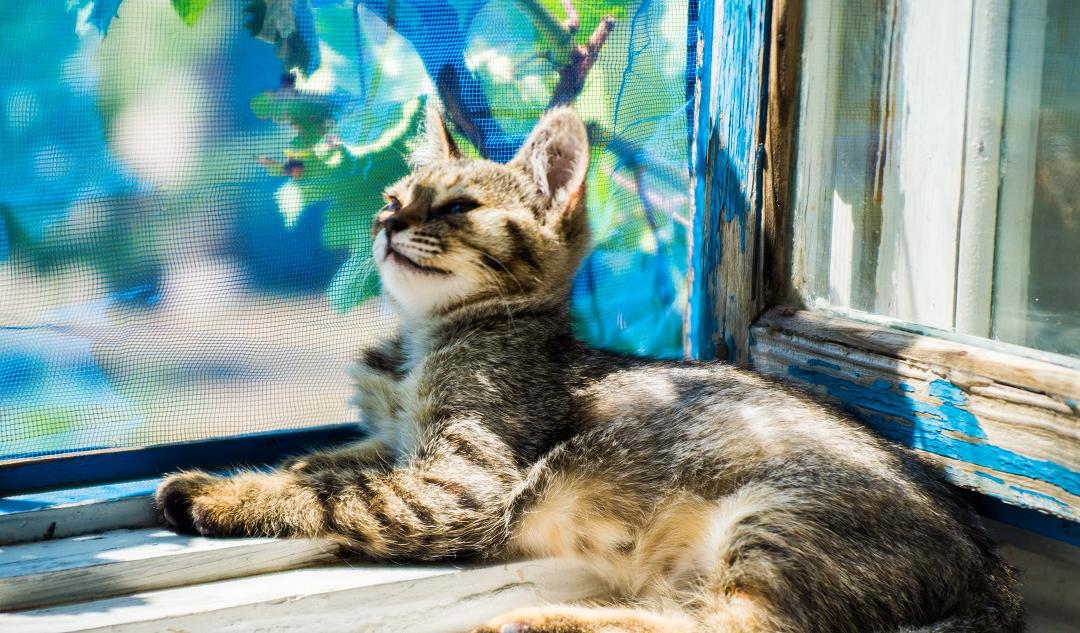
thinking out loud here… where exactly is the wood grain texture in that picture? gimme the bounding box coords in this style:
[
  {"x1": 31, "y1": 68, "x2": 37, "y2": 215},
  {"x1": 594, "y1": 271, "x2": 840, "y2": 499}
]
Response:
[
  {"x1": 0, "y1": 558, "x2": 606, "y2": 633},
  {"x1": 690, "y1": 0, "x2": 769, "y2": 363},
  {"x1": 0, "y1": 527, "x2": 338, "y2": 611},
  {"x1": 760, "y1": 0, "x2": 803, "y2": 309},
  {"x1": 750, "y1": 308, "x2": 1080, "y2": 523},
  {"x1": 0, "y1": 491, "x2": 156, "y2": 546},
  {"x1": 871, "y1": 0, "x2": 973, "y2": 329}
]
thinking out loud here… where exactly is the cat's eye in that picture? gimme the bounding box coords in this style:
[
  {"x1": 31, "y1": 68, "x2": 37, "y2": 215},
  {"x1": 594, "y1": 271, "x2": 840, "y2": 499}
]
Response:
[
  {"x1": 384, "y1": 197, "x2": 402, "y2": 212},
  {"x1": 439, "y1": 199, "x2": 479, "y2": 215}
]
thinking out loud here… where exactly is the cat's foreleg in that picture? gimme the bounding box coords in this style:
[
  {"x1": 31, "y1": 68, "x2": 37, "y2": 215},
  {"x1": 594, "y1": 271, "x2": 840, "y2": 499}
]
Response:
[
  {"x1": 279, "y1": 438, "x2": 393, "y2": 474},
  {"x1": 155, "y1": 420, "x2": 520, "y2": 559},
  {"x1": 155, "y1": 469, "x2": 326, "y2": 538}
]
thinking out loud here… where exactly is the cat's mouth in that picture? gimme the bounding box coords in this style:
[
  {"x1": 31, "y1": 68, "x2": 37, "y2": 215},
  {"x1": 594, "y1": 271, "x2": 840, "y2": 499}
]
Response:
[{"x1": 384, "y1": 242, "x2": 451, "y2": 276}]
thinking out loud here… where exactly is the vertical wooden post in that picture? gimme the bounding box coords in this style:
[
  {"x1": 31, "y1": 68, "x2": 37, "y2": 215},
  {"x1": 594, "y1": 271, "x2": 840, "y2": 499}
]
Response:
[
  {"x1": 761, "y1": 0, "x2": 803, "y2": 310},
  {"x1": 689, "y1": 0, "x2": 770, "y2": 363}
]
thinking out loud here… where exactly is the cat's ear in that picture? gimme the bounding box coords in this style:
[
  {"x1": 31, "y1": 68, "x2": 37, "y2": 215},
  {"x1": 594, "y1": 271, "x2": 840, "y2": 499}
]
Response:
[
  {"x1": 410, "y1": 107, "x2": 462, "y2": 167},
  {"x1": 509, "y1": 107, "x2": 590, "y2": 214}
]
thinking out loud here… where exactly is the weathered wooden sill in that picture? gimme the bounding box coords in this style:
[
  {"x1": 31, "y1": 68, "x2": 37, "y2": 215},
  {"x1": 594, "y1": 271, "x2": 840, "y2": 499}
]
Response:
[
  {"x1": 750, "y1": 307, "x2": 1080, "y2": 526},
  {"x1": 0, "y1": 483, "x2": 605, "y2": 632}
]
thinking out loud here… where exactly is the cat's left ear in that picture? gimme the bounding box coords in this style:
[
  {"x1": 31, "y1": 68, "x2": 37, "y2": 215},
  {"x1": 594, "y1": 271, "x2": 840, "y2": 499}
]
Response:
[
  {"x1": 509, "y1": 107, "x2": 590, "y2": 215},
  {"x1": 410, "y1": 107, "x2": 462, "y2": 167}
]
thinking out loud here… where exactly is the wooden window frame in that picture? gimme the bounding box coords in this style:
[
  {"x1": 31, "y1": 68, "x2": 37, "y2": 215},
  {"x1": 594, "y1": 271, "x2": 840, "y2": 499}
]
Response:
[
  {"x1": 2, "y1": 0, "x2": 1076, "y2": 552},
  {"x1": 692, "y1": 0, "x2": 1080, "y2": 541}
]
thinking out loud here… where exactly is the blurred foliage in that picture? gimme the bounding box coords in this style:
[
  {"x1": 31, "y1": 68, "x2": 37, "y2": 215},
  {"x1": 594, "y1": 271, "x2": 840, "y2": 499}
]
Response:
[
  {"x1": 3, "y1": 0, "x2": 690, "y2": 358},
  {"x1": 173, "y1": 0, "x2": 213, "y2": 25},
  {"x1": 1, "y1": 0, "x2": 691, "y2": 458},
  {"x1": 238, "y1": 0, "x2": 690, "y2": 359}
]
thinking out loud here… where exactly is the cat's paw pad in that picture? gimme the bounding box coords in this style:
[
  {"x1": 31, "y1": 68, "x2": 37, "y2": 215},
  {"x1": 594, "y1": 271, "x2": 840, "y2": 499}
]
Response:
[
  {"x1": 154, "y1": 471, "x2": 217, "y2": 536},
  {"x1": 474, "y1": 607, "x2": 690, "y2": 633}
]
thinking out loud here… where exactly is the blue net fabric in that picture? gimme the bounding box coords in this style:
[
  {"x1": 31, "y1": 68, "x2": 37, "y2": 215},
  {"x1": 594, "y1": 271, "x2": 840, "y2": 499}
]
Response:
[{"x1": 0, "y1": 0, "x2": 693, "y2": 459}]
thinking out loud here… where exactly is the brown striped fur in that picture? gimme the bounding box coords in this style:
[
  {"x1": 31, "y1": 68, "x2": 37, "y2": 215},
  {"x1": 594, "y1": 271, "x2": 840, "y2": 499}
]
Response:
[{"x1": 156, "y1": 108, "x2": 1024, "y2": 632}]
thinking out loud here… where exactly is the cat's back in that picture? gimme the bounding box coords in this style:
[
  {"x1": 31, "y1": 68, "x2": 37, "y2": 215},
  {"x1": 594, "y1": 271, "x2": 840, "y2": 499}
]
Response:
[{"x1": 571, "y1": 352, "x2": 886, "y2": 469}]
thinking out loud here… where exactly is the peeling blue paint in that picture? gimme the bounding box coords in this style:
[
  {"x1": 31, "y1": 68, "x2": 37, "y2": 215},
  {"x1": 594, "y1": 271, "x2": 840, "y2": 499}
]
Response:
[
  {"x1": 972, "y1": 470, "x2": 1006, "y2": 485},
  {"x1": 807, "y1": 358, "x2": 841, "y2": 371},
  {"x1": 788, "y1": 365, "x2": 1080, "y2": 497},
  {"x1": 789, "y1": 367, "x2": 986, "y2": 439},
  {"x1": 926, "y1": 380, "x2": 986, "y2": 439},
  {"x1": 1009, "y1": 485, "x2": 1070, "y2": 508},
  {"x1": 689, "y1": 0, "x2": 767, "y2": 361}
]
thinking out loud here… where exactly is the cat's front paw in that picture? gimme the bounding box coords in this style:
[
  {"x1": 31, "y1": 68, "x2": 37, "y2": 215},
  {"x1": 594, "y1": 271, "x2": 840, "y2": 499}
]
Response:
[{"x1": 155, "y1": 471, "x2": 230, "y2": 537}]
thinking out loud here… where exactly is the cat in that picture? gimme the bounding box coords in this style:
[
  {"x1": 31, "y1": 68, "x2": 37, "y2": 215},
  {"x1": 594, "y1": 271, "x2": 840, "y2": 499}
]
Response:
[{"x1": 156, "y1": 107, "x2": 1024, "y2": 632}]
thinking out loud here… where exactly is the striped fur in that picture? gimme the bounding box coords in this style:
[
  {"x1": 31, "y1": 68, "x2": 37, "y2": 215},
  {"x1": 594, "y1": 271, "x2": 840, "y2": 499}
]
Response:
[{"x1": 157, "y1": 108, "x2": 1023, "y2": 632}]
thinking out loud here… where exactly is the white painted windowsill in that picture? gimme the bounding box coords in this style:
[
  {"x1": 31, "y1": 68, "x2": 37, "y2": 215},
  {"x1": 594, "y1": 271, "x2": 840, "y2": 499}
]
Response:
[
  {"x1": 2, "y1": 481, "x2": 1079, "y2": 632},
  {"x1": 0, "y1": 481, "x2": 606, "y2": 633}
]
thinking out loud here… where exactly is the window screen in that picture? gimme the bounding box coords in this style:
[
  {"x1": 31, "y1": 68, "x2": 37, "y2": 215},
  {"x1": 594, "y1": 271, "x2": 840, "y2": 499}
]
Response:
[{"x1": 0, "y1": 0, "x2": 694, "y2": 459}]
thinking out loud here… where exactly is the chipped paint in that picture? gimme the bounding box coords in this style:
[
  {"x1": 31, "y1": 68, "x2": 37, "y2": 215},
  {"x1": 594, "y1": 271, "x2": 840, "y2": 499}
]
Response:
[
  {"x1": 972, "y1": 470, "x2": 1005, "y2": 485},
  {"x1": 788, "y1": 365, "x2": 1080, "y2": 497},
  {"x1": 689, "y1": 0, "x2": 768, "y2": 362},
  {"x1": 1008, "y1": 485, "x2": 1070, "y2": 508}
]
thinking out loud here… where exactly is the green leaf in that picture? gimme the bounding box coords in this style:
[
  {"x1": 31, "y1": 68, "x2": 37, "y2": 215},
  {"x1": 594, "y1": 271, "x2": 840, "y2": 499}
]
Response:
[
  {"x1": 250, "y1": 90, "x2": 345, "y2": 150},
  {"x1": 514, "y1": 0, "x2": 574, "y2": 66},
  {"x1": 171, "y1": 0, "x2": 212, "y2": 26},
  {"x1": 534, "y1": 0, "x2": 632, "y2": 47}
]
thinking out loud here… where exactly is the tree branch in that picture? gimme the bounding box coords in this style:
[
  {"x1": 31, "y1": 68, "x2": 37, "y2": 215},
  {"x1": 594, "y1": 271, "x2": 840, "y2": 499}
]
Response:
[{"x1": 549, "y1": 15, "x2": 616, "y2": 107}]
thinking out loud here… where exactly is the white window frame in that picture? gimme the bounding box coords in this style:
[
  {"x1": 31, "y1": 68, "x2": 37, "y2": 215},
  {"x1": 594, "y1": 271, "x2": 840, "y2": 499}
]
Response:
[{"x1": 747, "y1": 0, "x2": 1080, "y2": 529}]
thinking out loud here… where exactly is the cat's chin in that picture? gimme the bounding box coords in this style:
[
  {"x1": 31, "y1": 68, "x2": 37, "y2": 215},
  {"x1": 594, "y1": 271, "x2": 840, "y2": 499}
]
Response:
[
  {"x1": 375, "y1": 240, "x2": 477, "y2": 317},
  {"x1": 384, "y1": 246, "x2": 451, "y2": 277}
]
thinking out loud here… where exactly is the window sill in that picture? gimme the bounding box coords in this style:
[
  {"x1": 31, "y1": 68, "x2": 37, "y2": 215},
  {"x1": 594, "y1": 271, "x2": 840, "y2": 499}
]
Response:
[
  {"x1": 3, "y1": 478, "x2": 1080, "y2": 632},
  {"x1": 0, "y1": 485, "x2": 606, "y2": 632},
  {"x1": 750, "y1": 307, "x2": 1080, "y2": 534}
]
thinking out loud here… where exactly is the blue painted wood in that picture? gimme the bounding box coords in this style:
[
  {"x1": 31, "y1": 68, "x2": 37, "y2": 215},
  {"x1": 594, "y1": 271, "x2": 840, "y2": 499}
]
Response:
[
  {"x1": 788, "y1": 367, "x2": 1080, "y2": 504},
  {"x1": 690, "y1": 0, "x2": 769, "y2": 362},
  {"x1": 0, "y1": 479, "x2": 158, "y2": 516},
  {"x1": 750, "y1": 310, "x2": 1080, "y2": 533},
  {"x1": 961, "y1": 490, "x2": 1080, "y2": 549},
  {"x1": 0, "y1": 424, "x2": 366, "y2": 497}
]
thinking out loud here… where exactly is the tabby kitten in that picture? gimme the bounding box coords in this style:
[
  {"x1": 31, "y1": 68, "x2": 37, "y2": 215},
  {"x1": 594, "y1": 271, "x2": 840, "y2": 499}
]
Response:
[{"x1": 156, "y1": 108, "x2": 1023, "y2": 632}]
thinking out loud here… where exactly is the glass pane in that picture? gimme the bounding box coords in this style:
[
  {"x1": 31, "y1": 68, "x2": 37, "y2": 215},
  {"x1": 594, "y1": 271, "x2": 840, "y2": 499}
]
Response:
[
  {"x1": 0, "y1": 0, "x2": 693, "y2": 459},
  {"x1": 992, "y1": 0, "x2": 1080, "y2": 357},
  {"x1": 794, "y1": 0, "x2": 1080, "y2": 363},
  {"x1": 795, "y1": 0, "x2": 975, "y2": 331}
]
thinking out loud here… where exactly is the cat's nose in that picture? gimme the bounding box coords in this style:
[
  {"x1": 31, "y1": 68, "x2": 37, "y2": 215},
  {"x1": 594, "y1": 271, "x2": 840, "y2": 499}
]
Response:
[{"x1": 383, "y1": 215, "x2": 407, "y2": 237}]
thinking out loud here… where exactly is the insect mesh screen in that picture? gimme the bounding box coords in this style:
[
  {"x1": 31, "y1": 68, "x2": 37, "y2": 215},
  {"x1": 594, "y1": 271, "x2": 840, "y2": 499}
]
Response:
[{"x1": 0, "y1": 0, "x2": 693, "y2": 459}]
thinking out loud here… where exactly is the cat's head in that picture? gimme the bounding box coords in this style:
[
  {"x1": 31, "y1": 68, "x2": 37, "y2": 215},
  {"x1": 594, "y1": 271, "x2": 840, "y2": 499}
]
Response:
[{"x1": 373, "y1": 107, "x2": 591, "y2": 318}]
